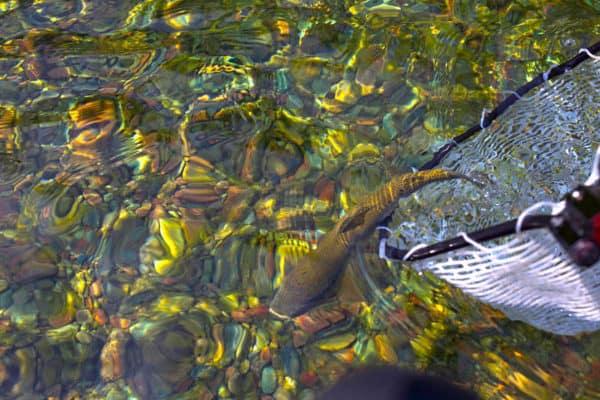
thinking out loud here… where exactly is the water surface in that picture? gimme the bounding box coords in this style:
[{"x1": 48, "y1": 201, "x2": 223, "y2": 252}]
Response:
[{"x1": 1, "y1": 1, "x2": 600, "y2": 398}]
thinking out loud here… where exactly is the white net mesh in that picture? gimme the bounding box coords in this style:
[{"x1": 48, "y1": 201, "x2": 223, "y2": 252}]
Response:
[
  {"x1": 385, "y1": 57, "x2": 600, "y2": 335},
  {"x1": 411, "y1": 230, "x2": 600, "y2": 335}
]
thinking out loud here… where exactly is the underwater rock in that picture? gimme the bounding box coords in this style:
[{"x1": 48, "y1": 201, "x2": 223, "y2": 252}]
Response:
[
  {"x1": 0, "y1": 195, "x2": 19, "y2": 228},
  {"x1": 151, "y1": 293, "x2": 194, "y2": 316},
  {"x1": 231, "y1": 305, "x2": 270, "y2": 323},
  {"x1": 225, "y1": 365, "x2": 255, "y2": 397},
  {"x1": 374, "y1": 334, "x2": 398, "y2": 364},
  {"x1": 315, "y1": 333, "x2": 357, "y2": 352},
  {"x1": 0, "y1": 351, "x2": 18, "y2": 394},
  {"x1": 95, "y1": 213, "x2": 148, "y2": 276},
  {"x1": 253, "y1": 246, "x2": 275, "y2": 298},
  {"x1": 89, "y1": 280, "x2": 102, "y2": 298},
  {"x1": 45, "y1": 324, "x2": 78, "y2": 345},
  {"x1": 0, "y1": 241, "x2": 58, "y2": 284},
  {"x1": 14, "y1": 347, "x2": 37, "y2": 395},
  {"x1": 221, "y1": 185, "x2": 257, "y2": 223},
  {"x1": 93, "y1": 308, "x2": 108, "y2": 326},
  {"x1": 34, "y1": 285, "x2": 79, "y2": 328},
  {"x1": 139, "y1": 215, "x2": 188, "y2": 277},
  {"x1": 34, "y1": 337, "x2": 63, "y2": 393},
  {"x1": 299, "y1": 371, "x2": 319, "y2": 387},
  {"x1": 298, "y1": 388, "x2": 316, "y2": 400},
  {"x1": 209, "y1": 237, "x2": 250, "y2": 291},
  {"x1": 100, "y1": 329, "x2": 132, "y2": 382},
  {"x1": 75, "y1": 331, "x2": 92, "y2": 345},
  {"x1": 0, "y1": 346, "x2": 37, "y2": 396},
  {"x1": 281, "y1": 345, "x2": 301, "y2": 379},
  {"x1": 274, "y1": 386, "x2": 293, "y2": 400},
  {"x1": 18, "y1": 179, "x2": 100, "y2": 247},
  {"x1": 299, "y1": 21, "x2": 353, "y2": 57},
  {"x1": 221, "y1": 322, "x2": 250, "y2": 367},
  {"x1": 43, "y1": 325, "x2": 102, "y2": 387},
  {"x1": 354, "y1": 45, "x2": 385, "y2": 93},
  {"x1": 261, "y1": 365, "x2": 277, "y2": 394},
  {"x1": 262, "y1": 139, "x2": 305, "y2": 183},
  {"x1": 226, "y1": 367, "x2": 242, "y2": 395},
  {"x1": 129, "y1": 315, "x2": 209, "y2": 398},
  {"x1": 174, "y1": 184, "x2": 223, "y2": 205}
]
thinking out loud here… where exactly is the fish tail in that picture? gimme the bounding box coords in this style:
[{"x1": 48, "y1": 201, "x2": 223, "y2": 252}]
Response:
[
  {"x1": 365, "y1": 169, "x2": 463, "y2": 215},
  {"x1": 389, "y1": 169, "x2": 466, "y2": 199},
  {"x1": 422, "y1": 168, "x2": 484, "y2": 188}
]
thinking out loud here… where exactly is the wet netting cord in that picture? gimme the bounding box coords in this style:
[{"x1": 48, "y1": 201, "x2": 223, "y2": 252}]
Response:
[{"x1": 377, "y1": 40, "x2": 600, "y2": 249}]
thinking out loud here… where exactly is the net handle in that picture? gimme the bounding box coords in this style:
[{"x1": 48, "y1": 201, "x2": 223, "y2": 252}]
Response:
[{"x1": 382, "y1": 214, "x2": 551, "y2": 261}]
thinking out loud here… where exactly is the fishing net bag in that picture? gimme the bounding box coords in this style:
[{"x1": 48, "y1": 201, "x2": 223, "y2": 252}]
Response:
[{"x1": 364, "y1": 46, "x2": 600, "y2": 336}]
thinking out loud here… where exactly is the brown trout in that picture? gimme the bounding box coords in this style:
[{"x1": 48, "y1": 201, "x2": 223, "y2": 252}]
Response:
[{"x1": 269, "y1": 169, "x2": 464, "y2": 319}]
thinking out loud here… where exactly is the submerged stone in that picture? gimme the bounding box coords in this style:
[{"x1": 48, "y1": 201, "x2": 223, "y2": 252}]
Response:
[
  {"x1": 261, "y1": 365, "x2": 277, "y2": 394},
  {"x1": 75, "y1": 331, "x2": 93, "y2": 345},
  {"x1": 315, "y1": 333, "x2": 357, "y2": 352},
  {"x1": 281, "y1": 345, "x2": 301, "y2": 379},
  {"x1": 100, "y1": 329, "x2": 131, "y2": 382}
]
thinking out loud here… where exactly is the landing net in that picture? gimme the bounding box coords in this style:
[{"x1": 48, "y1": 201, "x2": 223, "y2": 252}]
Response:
[{"x1": 378, "y1": 45, "x2": 600, "y2": 335}]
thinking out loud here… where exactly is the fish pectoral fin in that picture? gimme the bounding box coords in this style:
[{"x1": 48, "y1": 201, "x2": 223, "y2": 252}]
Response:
[
  {"x1": 336, "y1": 258, "x2": 367, "y2": 304},
  {"x1": 338, "y1": 207, "x2": 370, "y2": 234}
]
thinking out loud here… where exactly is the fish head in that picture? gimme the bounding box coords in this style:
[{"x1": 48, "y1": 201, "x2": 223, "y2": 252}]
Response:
[
  {"x1": 269, "y1": 268, "x2": 330, "y2": 319},
  {"x1": 269, "y1": 239, "x2": 349, "y2": 320},
  {"x1": 269, "y1": 255, "x2": 335, "y2": 319}
]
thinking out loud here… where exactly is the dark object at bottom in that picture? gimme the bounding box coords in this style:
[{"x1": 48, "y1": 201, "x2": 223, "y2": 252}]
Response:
[{"x1": 318, "y1": 366, "x2": 479, "y2": 400}]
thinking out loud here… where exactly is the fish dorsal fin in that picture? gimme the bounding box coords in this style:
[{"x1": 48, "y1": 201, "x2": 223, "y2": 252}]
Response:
[{"x1": 338, "y1": 207, "x2": 370, "y2": 234}]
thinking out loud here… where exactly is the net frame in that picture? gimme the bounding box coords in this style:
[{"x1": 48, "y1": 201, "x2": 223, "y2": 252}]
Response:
[{"x1": 372, "y1": 41, "x2": 600, "y2": 335}]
